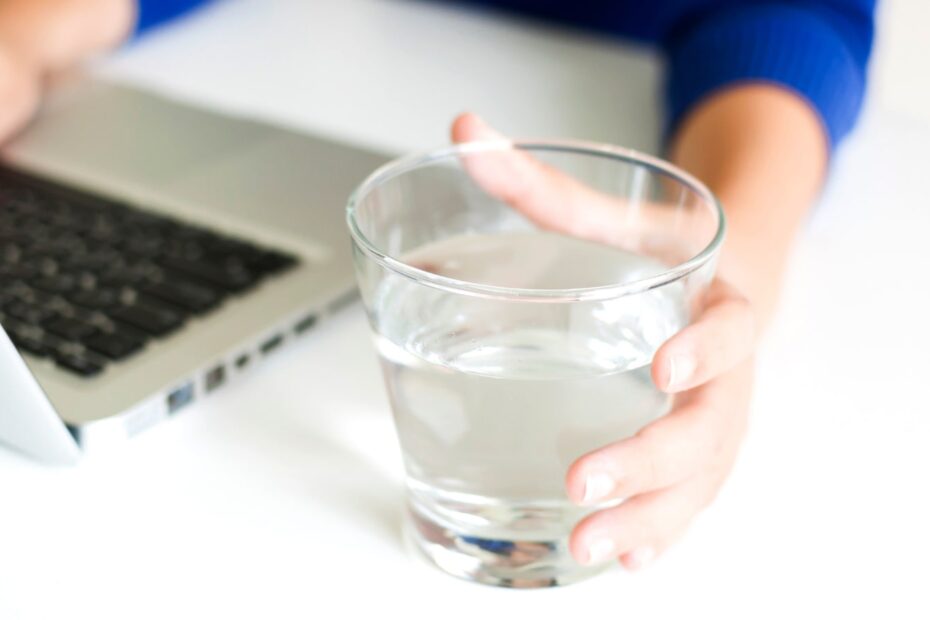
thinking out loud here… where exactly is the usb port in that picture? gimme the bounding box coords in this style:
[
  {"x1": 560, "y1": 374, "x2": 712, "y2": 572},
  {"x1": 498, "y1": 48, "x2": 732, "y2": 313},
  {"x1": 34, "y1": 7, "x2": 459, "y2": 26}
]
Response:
[
  {"x1": 167, "y1": 382, "x2": 195, "y2": 414},
  {"x1": 235, "y1": 354, "x2": 250, "y2": 370},
  {"x1": 327, "y1": 290, "x2": 358, "y2": 315},
  {"x1": 260, "y1": 334, "x2": 284, "y2": 355},
  {"x1": 294, "y1": 314, "x2": 317, "y2": 335},
  {"x1": 205, "y1": 365, "x2": 226, "y2": 392}
]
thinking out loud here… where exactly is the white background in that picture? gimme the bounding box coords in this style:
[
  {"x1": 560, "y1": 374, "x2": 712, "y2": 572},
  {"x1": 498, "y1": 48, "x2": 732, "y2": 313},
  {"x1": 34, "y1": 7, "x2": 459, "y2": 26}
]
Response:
[{"x1": 1, "y1": 1, "x2": 928, "y2": 618}]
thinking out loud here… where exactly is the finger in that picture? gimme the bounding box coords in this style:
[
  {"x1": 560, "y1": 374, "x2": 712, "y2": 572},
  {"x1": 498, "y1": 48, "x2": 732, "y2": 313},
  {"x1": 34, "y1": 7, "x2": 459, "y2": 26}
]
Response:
[
  {"x1": 450, "y1": 112, "x2": 625, "y2": 243},
  {"x1": 450, "y1": 113, "x2": 720, "y2": 265},
  {"x1": 0, "y1": 55, "x2": 38, "y2": 142},
  {"x1": 617, "y1": 526, "x2": 686, "y2": 571},
  {"x1": 569, "y1": 474, "x2": 716, "y2": 568},
  {"x1": 565, "y1": 400, "x2": 721, "y2": 506},
  {"x1": 652, "y1": 278, "x2": 756, "y2": 393}
]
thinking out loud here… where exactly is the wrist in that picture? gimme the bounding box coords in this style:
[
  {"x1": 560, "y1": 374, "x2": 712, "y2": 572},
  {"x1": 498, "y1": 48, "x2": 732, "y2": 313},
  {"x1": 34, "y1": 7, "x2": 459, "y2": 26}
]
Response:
[
  {"x1": 709, "y1": 188, "x2": 796, "y2": 328},
  {"x1": 670, "y1": 85, "x2": 827, "y2": 327}
]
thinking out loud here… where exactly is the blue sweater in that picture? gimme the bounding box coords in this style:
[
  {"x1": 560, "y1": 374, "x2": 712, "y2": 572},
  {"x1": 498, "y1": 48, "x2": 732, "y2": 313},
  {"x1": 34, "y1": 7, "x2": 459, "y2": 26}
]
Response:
[{"x1": 136, "y1": 0, "x2": 876, "y2": 147}]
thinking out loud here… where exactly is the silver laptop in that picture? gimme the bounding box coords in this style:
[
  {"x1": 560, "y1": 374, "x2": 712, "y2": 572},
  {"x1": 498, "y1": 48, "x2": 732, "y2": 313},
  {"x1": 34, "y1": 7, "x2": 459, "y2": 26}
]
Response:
[{"x1": 0, "y1": 76, "x2": 388, "y2": 464}]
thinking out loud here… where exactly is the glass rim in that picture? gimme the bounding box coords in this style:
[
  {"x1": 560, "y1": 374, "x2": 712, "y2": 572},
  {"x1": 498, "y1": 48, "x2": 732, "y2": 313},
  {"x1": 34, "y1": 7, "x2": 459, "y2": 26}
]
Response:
[{"x1": 346, "y1": 139, "x2": 726, "y2": 302}]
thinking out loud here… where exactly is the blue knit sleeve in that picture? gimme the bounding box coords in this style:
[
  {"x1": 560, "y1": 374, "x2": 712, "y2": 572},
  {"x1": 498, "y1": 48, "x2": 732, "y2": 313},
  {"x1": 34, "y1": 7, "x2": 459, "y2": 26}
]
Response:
[
  {"x1": 135, "y1": 0, "x2": 213, "y2": 34},
  {"x1": 665, "y1": 1, "x2": 876, "y2": 148}
]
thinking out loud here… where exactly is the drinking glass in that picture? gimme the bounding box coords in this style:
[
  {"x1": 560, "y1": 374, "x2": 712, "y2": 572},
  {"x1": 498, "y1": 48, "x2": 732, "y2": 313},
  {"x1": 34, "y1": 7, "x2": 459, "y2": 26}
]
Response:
[{"x1": 347, "y1": 140, "x2": 724, "y2": 587}]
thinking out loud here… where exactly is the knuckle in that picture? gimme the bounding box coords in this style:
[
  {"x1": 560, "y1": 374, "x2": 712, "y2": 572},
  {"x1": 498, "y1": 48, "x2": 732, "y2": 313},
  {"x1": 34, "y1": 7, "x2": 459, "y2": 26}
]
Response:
[
  {"x1": 727, "y1": 287, "x2": 752, "y2": 310},
  {"x1": 698, "y1": 407, "x2": 742, "y2": 465},
  {"x1": 634, "y1": 422, "x2": 664, "y2": 446}
]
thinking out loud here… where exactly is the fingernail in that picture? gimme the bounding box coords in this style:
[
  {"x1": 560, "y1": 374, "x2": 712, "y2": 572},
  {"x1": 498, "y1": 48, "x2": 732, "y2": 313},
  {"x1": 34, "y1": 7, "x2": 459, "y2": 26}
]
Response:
[
  {"x1": 624, "y1": 546, "x2": 655, "y2": 570},
  {"x1": 668, "y1": 354, "x2": 696, "y2": 390},
  {"x1": 582, "y1": 472, "x2": 615, "y2": 505},
  {"x1": 586, "y1": 538, "x2": 616, "y2": 565}
]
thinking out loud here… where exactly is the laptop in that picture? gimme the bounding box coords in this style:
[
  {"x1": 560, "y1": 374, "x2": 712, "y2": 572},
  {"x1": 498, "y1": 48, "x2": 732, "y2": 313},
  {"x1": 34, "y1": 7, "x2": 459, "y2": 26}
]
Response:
[{"x1": 0, "y1": 76, "x2": 388, "y2": 464}]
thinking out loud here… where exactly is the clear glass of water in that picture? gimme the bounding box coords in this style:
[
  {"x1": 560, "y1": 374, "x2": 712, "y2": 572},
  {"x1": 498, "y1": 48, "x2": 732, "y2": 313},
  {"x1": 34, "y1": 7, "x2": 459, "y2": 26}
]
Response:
[{"x1": 346, "y1": 140, "x2": 724, "y2": 588}]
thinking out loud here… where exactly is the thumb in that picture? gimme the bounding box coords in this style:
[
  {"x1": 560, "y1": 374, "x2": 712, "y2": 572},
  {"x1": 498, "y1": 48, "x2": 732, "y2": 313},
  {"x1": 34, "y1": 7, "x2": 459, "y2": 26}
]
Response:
[{"x1": 0, "y1": 51, "x2": 40, "y2": 143}]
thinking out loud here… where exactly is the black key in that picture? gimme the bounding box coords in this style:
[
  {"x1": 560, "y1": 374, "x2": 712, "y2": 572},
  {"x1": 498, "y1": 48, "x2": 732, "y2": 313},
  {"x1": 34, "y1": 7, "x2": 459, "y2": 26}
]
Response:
[
  {"x1": 0, "y1": 262, "x2": 38, "y2": 282},
  {"x1": 83, "y1": 331, "x2": 145, "y2": 361},
  {"x1": 13, "y1": 337, "x2": 50, "y2": 358},
  {"x1": 0, "y1": 231, "x2": 33, "y2": 250},
  {"x1": 164, "y1": 237, "x2": 207, "y2": 261},
  {"x1": 54, "y1": 352, "x2": 103, "y2": 377},
  {"x1": 32, "y1": 271, "x2": 77, "y2": 294},
  {"x1": 43, "y1": 236, "x2": 87, "y2": 258},
  {"x1": 20, "y1": 288, "x2": 71, "y2": 315},
  {"x1": 16, "y1": 218, "x2": 53, "y2": 243},
  {"x1": 206, "y1": 249, "x2": 284, "y2": 276},
  {"x1": 203, "y1": 237, "x2": 255, "y2": 254},
  {"x1": 3, "y1": 194, "x2": 39, "y2": 216},
  {"x1": 2, "y1": 300, "x2": 55, "y2": 325},
  {"x1": 119, "y1": 234, "x2": 163, "y2": 258},
  {"x1": 111, "y1": 301, "x2": 184, "y2": 337},
  {"x1": 20, "y1": 255, "x2": 60, "y2": 277},
  {"x1": 83, "y1": 209, "x2": 120, "y2": 232},
  {"x1": 141, "y1": 280, "x2": 221, "y2": 314},
  {"x1": 44, "y1": 316, "x2": 97, "y2": 341},
  {"x1": 60, "y1": 247, "x2": 122, "y2": 272},
  {"x1": 157, "y1": 256, "x2": 257, "y2": 292},
  {"x1": 2, "y1": 320, "x2": 51, "y2": 358},
  {"x1": 1, "y1": 243, "x2": 23, "y2": 264},
  {"x1": 253, "y1": 250, "x2": 298, "y2": 274},
  {"x1": 172, "y1": 224, "x2": 214, "y2": 242},
  {"x1": 3, "y1": 319, "x2": 42, "y2": 342},
  {"x1": 97, "y1": 260, "x2": 161, "y2": 287},
  {"x1": 68, "y1": 287, "x2": 121, "y2": 311},
  {"x1": 203, "y1": 240, "x2": 261, "y2": 266},
  {"x1": 120, "y1": 208, "x2": 181, "y2": 233}
]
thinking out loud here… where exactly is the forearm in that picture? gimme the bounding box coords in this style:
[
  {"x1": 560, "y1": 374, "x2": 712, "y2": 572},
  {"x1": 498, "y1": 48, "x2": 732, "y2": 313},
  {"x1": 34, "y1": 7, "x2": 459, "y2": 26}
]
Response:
[
  {"x1": 670, "y1": 85, "x2": 828, "y2": 326},
  {"x1": 0, "y1": 0, "x2": 134, "y2": 72}
]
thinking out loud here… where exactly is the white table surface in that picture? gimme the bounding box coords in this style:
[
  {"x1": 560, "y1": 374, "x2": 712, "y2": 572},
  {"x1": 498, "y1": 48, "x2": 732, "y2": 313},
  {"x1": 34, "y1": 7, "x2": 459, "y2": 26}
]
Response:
[{"x1": 2, "y1": 1, "x2": 928, "y2": 617}]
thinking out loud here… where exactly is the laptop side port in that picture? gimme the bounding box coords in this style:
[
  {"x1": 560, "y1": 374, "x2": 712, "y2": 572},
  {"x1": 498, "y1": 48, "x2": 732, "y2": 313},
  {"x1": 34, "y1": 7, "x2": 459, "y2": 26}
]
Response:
[
  {"x1": 294, "y1": 314, "x2": 317, "y2": 335},
  {"x1": 235, "y1": 353, "x2": 250, "y2": 370},
  {"x1": 205, "y1": 364, "x2": 226, "y2": 392},
  {"x1": 327, "y1": 290, "x2": 358, "y2": 315},
  {"x1": 66, "y1": 424, "x2": 82, "y2": 447},
  {"x1": 260, "y1": 334, "x2": 284, "y2": 355},
  {"x1": 167, "y1": 381, "x2": 195, "y2": 414}
]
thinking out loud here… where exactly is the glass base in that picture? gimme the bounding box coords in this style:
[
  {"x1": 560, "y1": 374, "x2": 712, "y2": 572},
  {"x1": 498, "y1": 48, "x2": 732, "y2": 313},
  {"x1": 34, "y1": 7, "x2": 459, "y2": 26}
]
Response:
[{"x1": 406, "y1": 505, "x2": 607, "y2": 588}]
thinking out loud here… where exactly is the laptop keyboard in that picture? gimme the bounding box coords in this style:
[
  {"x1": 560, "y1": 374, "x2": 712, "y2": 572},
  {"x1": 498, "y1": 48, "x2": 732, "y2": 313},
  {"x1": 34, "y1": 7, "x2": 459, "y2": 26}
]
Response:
[{"x1": 0, "y1": 166, "x2": 298, "y2": 378}]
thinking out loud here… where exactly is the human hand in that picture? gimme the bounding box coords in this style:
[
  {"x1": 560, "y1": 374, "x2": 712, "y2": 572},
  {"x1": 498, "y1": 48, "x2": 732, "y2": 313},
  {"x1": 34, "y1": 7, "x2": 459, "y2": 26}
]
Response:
[
  {"x1": 0, "y1": 40, "x2": 40, "y2": 143},
  {"x1": 450, "y1": 112, "x2": 758, "y2": 570},
  {"x1": 0, "y1": 0, "x2": 135, "y2": 143}
]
